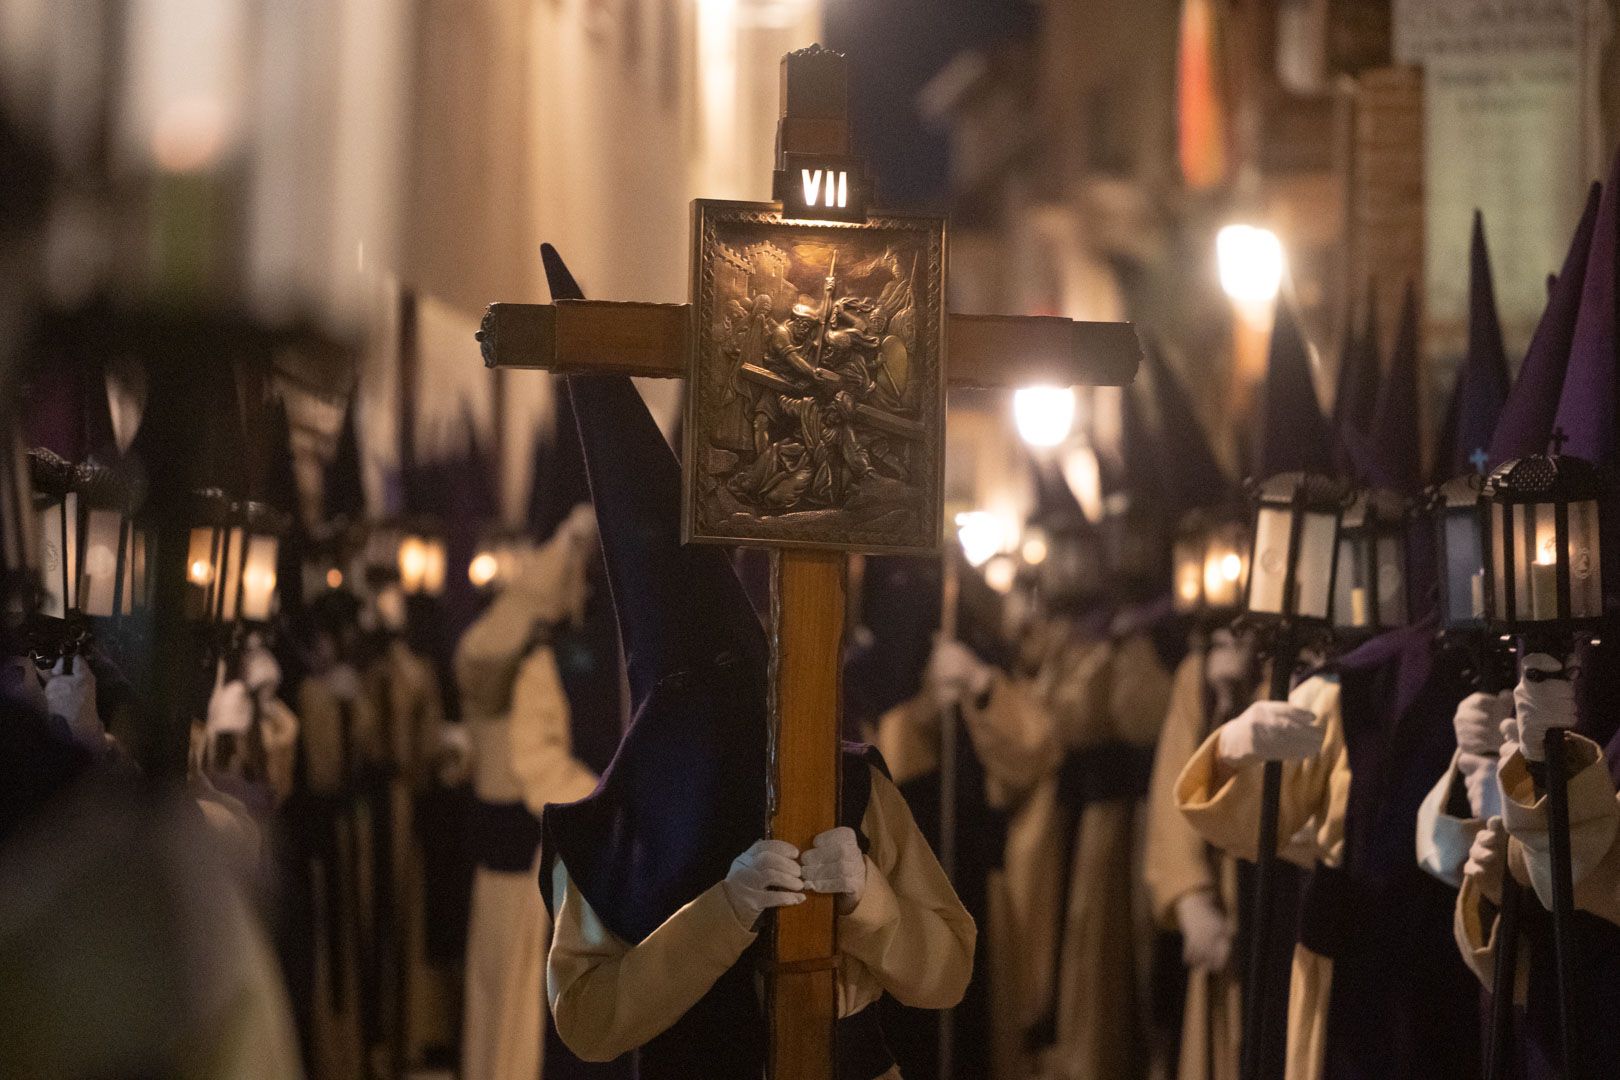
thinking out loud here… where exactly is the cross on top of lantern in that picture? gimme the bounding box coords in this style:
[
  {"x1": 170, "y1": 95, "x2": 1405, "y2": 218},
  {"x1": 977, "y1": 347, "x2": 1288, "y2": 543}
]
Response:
[{"x1": 1480, "y1": 433, "x2": 1605, "y2": 636}]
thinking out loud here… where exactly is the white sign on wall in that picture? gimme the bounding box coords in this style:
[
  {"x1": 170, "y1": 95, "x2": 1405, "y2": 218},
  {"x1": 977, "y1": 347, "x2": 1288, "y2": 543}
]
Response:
[{"x1": 1395, "y1": 0, "x2": 1588, "y2": 367}]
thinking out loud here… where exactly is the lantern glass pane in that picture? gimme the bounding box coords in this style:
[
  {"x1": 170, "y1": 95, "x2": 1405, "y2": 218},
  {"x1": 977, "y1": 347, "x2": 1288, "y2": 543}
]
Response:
[
  {"x1": 36, "y1": 493, "x2": 77, "y2": 618},
  {"x1": 1567, "y1": 498, "x2": 1602, "y2": 618},
  {"x1": 79, "y1": 508, "x2": 123, "y2": 618},
  {"x1": 240, "y1": 535, "x2": 279, "y2": 622},
  {"x1": 1173, "y1": 537, "x2": 1204, "y2": 612},
  {"x1": 1333, "y1": 536, "x2": 1363, "y2": 627},
  {"x1": 125, "y1": 528, "x2": 148, "y2": 613},
  {"x1": 185, "y1": 526, "x2": 217, "y2": 619},
  {"x1": 1441, "y1": 510, "x2": 1485, "y2": 627},
  {"x1": 1248, "y1": 505, "x2": 1293, "y2": 615},
  {"x1": 218, "y1": 526, "x2": 245, "y2": 622},
  {"x1": 1295, "y1": 510, "x2": 1338, "y2": 621},
  {"x1": 1376, "y1": 533, "x2": 1407, "y2": 627},
  {"x1": 1516, "y1": 503, "x2": 1559, "y2": 621},
  {"x1": 1203, "y1": 527, "x2": 1248, "y2": 610},
  {"x1": 422, "y1": 538, "x2": 447, "y2": 596},
  {"x1": 1491, "y1": 502, "x2": 1508, "y2": 619}
]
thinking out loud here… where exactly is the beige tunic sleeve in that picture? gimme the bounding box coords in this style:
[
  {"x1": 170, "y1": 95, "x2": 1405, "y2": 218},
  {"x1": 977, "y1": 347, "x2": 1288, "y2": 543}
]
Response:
[
  {"x1": 1415, "y1": 753, "x2": 1482, "y2": 889},
  {"x1": 839, "y1": 767, "x2": 976, "y2": 1009},
  {"x1": 1145, "y1": 654, "x2": 1218, "y2": 925},
  {"x1": 1174, "y1": 675, "x2": 1346, "y2": 868},
  {"x1": 874, "y1": 692, "x2": 940, "y2": 787},
  {"x1": 547, "y1": 764, "x2": 974, "y2": 1062},
  {"x1": 508, "y1": 645, "x2": 599, "y2": 813},
  {"x1": 1500, "y1": 736, "x2": 1620, "y2": 926},
  {"x1": 1453, "y1": 842, "x2": 1534, "y2": 998},
  {"x1": 548, "y1": 861, "x2": 759, "y2": 1062},
  {"x1": 1108, "y1": 633, "x2": 1174, "y2": 747},
  {"x1": 963, "y1": 675, "x2": 1062, "y2": 810}
]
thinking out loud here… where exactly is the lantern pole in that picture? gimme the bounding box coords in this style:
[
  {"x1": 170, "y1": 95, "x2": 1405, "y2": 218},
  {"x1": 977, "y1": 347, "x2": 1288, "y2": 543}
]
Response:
[{"x1": 937, "y1": 550, "x2": 959, "y2": 1080}]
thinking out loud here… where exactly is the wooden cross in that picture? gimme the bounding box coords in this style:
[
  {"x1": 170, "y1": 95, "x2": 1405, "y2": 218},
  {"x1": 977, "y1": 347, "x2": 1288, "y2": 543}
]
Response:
[{"x1": 479, "y1": 45, "x2": 1139, "y2": 1080}]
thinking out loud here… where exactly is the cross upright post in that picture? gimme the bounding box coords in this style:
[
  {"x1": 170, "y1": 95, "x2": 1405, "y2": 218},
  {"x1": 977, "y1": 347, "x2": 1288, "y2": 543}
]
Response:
[{"x1": 478, "y1": 44, "x2": 1140, "y2": 1080}]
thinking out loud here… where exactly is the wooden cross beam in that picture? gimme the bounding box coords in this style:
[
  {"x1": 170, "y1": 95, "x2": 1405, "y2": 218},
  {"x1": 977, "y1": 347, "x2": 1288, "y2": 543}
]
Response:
[{"x1": 481, "y1": 45, "x2": 1138, "y2": 1080}]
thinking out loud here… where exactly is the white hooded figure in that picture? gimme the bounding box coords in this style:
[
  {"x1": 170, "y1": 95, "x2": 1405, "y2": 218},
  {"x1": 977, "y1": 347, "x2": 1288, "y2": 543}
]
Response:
[{"x1": 455, "y1": 505, "x2": 603, "y2": 1080}]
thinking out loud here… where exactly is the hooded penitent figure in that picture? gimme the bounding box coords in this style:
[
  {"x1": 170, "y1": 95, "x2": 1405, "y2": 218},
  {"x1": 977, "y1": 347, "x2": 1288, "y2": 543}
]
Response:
[
  {"x1": 868, "y1": 553, "x2": 1007, "y2": 1080},
  {"x1": 456, "y1": 497, "x2": 601, "y2": 1080},
  {"x1": 1028, "y1": 364, "x2": 1184, "y2": 1080},
  {"x1": 1330, "y1": 286, "x2": 1382, "y2": 479},
  {"x1": 1173, "y1": 298, "x2": 1329, "y2": 1080},
  {"x1": 1453, "y1": 155, "x2": 1620, "y2": 1080},
  {"x1": 1142, "y1": 340, "x2": 1255, "y2": 1080},
  {"x1": 536, "y1": 245, "x2": 972, "y2": 1080}
]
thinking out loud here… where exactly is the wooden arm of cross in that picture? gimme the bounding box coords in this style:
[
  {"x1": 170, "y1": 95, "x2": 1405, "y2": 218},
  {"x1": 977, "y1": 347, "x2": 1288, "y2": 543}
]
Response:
[{"x1": 477, "y1": 300, "x2": 1141, "y2": 388}]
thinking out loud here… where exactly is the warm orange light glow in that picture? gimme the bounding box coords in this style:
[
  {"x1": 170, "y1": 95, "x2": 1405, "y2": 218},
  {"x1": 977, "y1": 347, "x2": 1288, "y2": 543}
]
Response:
[
  {"x1": 468, "y1": 552, "x2": 500, "y2": 588},
  {"x1": 325, "y1": 567, "x2": 344, "y2": 590}
]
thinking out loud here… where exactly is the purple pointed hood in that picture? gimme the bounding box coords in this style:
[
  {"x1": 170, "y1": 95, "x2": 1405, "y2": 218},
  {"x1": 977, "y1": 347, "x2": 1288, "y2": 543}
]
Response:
[
  {"x1": 1352, "y1": 283, "x2": 1423, "y2": 494},
  {"x1": 1436, "y1": 212, "x2": 1512, "y2": 478},
  {"x1": 1489, "y1": 181, "x2": 1602, "y2": 466},
  {"x1": 1141, "y1": 341, "x2": 1230, "y2": 512},
  {"x1": 1331, "y1": 285, "x2": 1381, "y2": 474},
  {"x1": 1553, "y1": 149, "x2": 1620, "y2": 467},
  {"x1": 526, "y1": 378, "x2": 592, "y2": 542},
  {"x1": 538, "y1": 244, "x2": 778, "y2": 946},
  {"x1": 1257, "y1": 299, "x2": 1335, "y2": 478}
]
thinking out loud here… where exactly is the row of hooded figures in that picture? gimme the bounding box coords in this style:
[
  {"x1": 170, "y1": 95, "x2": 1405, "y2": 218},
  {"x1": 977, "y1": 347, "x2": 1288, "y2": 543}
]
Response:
[{"x1": 9, "y1": 167, "x2": 1620, "y2": 1080}]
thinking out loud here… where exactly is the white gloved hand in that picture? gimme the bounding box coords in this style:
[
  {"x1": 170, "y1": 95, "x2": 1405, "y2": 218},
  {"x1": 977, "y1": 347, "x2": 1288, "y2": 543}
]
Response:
[
  {"x1": 44, "y1": 658, "x2": 102, "y2": 749},
  {"x1": 1514, "y1": 653, "x2": 1576, "y2": 762},
  {"x1": 436, "y1": 724, "x2": 473, "y2": 786},
  {"x1": 242, "y1": 639, "x2": 282, "y2": 704},
  {"x1": 721, "y1": 839, "x2": 806, "y2": 928},
  {"x1": 1205, "y1": 629, "x2": 1254, "y2": 691},
  {"x1": 926, "y1": 637, "x2": 993, "y2": 711},
  {"x1": 1215, "y1": 700, "x2": 1323, "y2": 767},
  {"x1": 1464, "y1": 816, "x2": 1508, "y2": 906},
  {"x1": 800, "y1": 826, "x2": 868, "y2": 915},
  {"x1": 1175, "y1": 888, "x2": 1233, "y2": 972},
  {"x1": 1454, "y1": 691, "x2": 1513, "y2": 818},
  {"x1": 205, "y1": 678, "x2": 254, "y2": 737}
]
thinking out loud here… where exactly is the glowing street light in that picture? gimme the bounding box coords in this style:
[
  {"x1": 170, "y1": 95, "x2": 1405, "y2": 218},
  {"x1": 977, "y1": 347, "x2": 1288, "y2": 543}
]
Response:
[
  {"x1": 954, "y1": 510, "x2": 1012, "y2": 569},
  {"x1": 1013, "y1": 386, "x2": 1077, "y2": 448},
  {"x1": 1216, "y1": 224, "x2": 1285, "y2": 304}
]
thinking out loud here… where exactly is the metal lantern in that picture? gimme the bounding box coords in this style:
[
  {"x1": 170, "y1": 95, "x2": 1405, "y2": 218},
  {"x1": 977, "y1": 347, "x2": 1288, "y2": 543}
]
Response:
[
  {"x1": 1036, "y1": 518, "x2": 1106, "y2": 608},
  {"x1": 1480, "y1": 450, "x2": 1605, "y2": 633},
  {"x1": 29, "y1": 449, "x2": 135, "y2": 625},
  {"x1": 1102, "y1": 490, "x2": 1169, "y2": 587},
  {"x1": 398, "y1": 527, "x2": 448, "y2": 597},
  {"x1": 1173, "y1": 508, "x2": 1251, "y2": 616},
  {"x1": 186, "y1": 492, "x2": 284, "y2": 625},
  {"x1": 1431, "y1": 471, "x2": 1489, "y2": 632},
  {"x1": 1243, "y1": 471, "x2": 1346, "y2": 626},
  {"x1": 1331, "y1": 488, "x2": 1410, "y2": 635}
]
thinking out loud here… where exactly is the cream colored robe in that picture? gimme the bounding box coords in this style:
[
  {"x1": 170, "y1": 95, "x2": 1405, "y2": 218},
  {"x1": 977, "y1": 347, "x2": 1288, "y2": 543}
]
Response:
[
  {"x1": 1174, "y1": 675, "x2": 1347, "y2": 1080},
  {"x1": 546, "y1": 764, "x2": 974, "y2": 1078},
  {"x1": 457, "y1": 591, "x2": 599, "y2": 1080},
  {"x1": 959, "y1": 672, "x2": 1064, "y2": 1080},
  {"x1": 364, "y1": 639, "x2": 454, "y2": 1070},
  {"x1": 1453, "y1": 732, "x2": 1620, "y2": 991},
  {"x1": 1145, "y1": 652, "x2": 1241, "y2": 1080},
  {"x1": 1034, "y1": 632, "x2": 1173, "y2": 1080}
]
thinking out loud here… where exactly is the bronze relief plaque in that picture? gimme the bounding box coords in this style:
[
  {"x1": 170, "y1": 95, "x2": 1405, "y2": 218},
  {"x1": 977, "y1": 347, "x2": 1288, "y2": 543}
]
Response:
[{"x1": 685, "y1": 200, "x2": 946, "y2": 555}]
